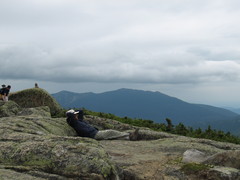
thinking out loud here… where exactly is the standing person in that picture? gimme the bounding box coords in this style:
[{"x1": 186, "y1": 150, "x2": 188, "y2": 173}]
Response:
[
  {"x1": 2, "y1": 85, "x2": 11, "y2": 102},
  {"x1": 35, "y1": 83, "x2": 39, "y2": 88},
  {"x1": 66, "y1": 109, "x2": 139, "y2": 140},
  {"x1": 0, "y1": 84, "x2": 6, "y2": 101}
]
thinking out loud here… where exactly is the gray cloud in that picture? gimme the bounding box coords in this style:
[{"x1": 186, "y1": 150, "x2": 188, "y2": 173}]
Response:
[
  {"x1": 1, "y1": 44, "x2": 240, "y2": 85},
  {"x1": 1, "y1": 0, "x2": 240, "y2": 106}
]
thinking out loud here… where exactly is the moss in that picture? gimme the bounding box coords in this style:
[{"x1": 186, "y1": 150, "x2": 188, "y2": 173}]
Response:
[
  {"x1": 104, "y1": 123, "x2": 115, "y2": 129},
  {"x1": 23, "y1": 159, "x2": 53, "y2": 168},
  {"x1": 64, "y1": 165, "x2": 80, "y2": 173},
  {"x1": 0, "y1": 142, "x2": 19, "y2": 165},
  {"x1": 181, "y1": 163, "x2": 211, "y2": 174},
  {"x1": 101, "y1": 165, "x2": 113, "y2": 178},
  {"x1": 0, "y1": 156, "x2": 15, "y2": 165},
  {"x1": 3, "y1": 165, "x2": 33, "y2": 172},
  {"x1": 0, "y1": 101, "x2": 21, "y2": 117},
  {"x1": 89, "y1": 150, "x2": 115, "y2": 178},
  {"x1": 168, "y1": 157, "x2": 183, "y2": 165}
]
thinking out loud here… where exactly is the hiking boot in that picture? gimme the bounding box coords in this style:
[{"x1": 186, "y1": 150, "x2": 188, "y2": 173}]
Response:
[{"x1": 129, "y1": 128, "x2": 139, "y2": 141}]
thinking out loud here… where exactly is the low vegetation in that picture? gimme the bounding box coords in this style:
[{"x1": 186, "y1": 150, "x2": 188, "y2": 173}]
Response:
[
  {"x1": 83, "y1": 109, "x2": 240, "y2": 144},
  {"x1": 181, "y1": 163, "x2": 211, "y2": 174}
]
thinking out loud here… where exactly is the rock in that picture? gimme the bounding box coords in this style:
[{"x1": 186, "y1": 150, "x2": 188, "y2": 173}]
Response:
[
  {"x1": 100, "y1": 135, "x2": 240, "y2": 179},
  {"x1": 0, "y1": 106, "x2": 119, "y2": 179},
  {"x1": 207, "y1": 166, "x2": 240, "y2": 180},
  {"x1": 9, "y1": 88, "x2": 63, "y2": 116},
  {"x1": 0, "y1": 169, "x2": 46, "y2": 180},
  {"x1": 0, "y1": 136, "x2": 118, "y2": 179},
  {"x1": 181, "y1": 164, "x2": 240, "y2": 180},
  {"x1": 1, "y1": 97, "x2": 240, "y2": 179},
  {"x1": 17, "y1": 106, "x2": 51, "y2": 117},
  {"x1": 182, "y1": 149, "x2": 209, "y2": 163},
  {"x1": 203, "y1": 150, "x2": 240, "y2": 169},
  {"x1": 0, "y1": 101, "x2": 21, "y2": 117}
]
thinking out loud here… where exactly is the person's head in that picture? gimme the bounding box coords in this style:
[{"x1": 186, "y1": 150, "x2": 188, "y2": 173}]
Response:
[
  {"x1": 66, "y1": 109, "x2": 79, "y2": 120},
  {"x1": 7, "y1": 85, "x2": 11, "y2": 89},
  {"x1": 73, "y1": 111, "x2": 80, "y2": 120},
  {"x1": 2, "y1": 84, "x2": 6, "y2": 88}
]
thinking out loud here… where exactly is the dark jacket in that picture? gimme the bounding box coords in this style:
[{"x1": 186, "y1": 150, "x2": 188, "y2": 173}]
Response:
[
  {"x1": 1, "y1": 87, "x2": 10, "y2": 96},
  {"x1": 66, "y1": 111, "x2": 98, "y2": 138},
  {"x1": 0, "y1": 87, "x2": 6, "y2": 95},
  {"x1": 4, "y1": 88, "x2": 10, "y2": 96}
]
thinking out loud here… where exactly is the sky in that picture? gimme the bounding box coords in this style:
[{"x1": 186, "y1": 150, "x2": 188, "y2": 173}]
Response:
[{"x1": 1, "y1": 0, "x2": 240, "y2": 108}]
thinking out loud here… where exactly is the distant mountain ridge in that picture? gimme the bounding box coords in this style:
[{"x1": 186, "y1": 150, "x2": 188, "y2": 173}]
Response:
[
  {"x1": 223, "y1": 107, "x2": 240, "y2": 114},
  {"x1": 52, "y1": 88, "x2": 240, "y2": 136}
]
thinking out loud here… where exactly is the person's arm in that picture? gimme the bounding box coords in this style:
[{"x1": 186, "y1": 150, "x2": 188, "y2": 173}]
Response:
[{"x1": 77, "y1": 109, "x2": 84, "y2": 121}]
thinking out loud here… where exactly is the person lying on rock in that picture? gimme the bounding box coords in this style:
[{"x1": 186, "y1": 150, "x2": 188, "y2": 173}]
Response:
[{"x1": 66, "y1": 109, "x2": 139, "y2": 140}]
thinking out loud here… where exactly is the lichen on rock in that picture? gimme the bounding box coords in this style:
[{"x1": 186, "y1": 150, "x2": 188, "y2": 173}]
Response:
[
  {"x1": 0, "y1": 101, "x2": 21, "y2": 117},
  {"x1": 1, "y1": 88, "x2": 240, "y2": 179},
  {"x1": 9, "y1": 88, "x2": 63, "y2": 116},
  {"x1": 0, "y1": 91, "x2": 119, "y2": 179}
]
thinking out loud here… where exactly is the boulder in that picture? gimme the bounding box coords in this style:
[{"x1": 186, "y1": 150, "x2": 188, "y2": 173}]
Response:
[
  {"x1": 0, "y1": 106, "x2": 119, "y2": 179},
  {"x1": 203, "y1": 150, "x2": 240, "y2": 169},
  {"x1": 0, "y1": 101, "x2": 21, "y2": 117},
  {"x1": 9, "y1": 88, "x2": 63, "y2": 116},
  {"x1": 182, "y1": 149, "x2": 209, "y2": 163},
  {"x1": 207, "y1": 166, "x2": 240, "y2": 180}
]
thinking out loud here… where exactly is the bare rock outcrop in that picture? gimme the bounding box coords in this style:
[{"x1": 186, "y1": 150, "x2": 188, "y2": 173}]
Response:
[
  {"x1": 0, "y1": 100, "x2": 20, "y2": 117},
  {"x1": 1, "y1": 88, "x2": 240, "y2": 179},
  {"x1": 0, "y1": 103, "x2": 119, "y2": 179},
  {"x1": 9, "y1": 88, "x2": 63, "y2": 116}
]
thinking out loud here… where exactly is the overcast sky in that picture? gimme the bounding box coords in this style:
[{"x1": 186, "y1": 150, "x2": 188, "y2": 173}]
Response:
[{"x1": 1, "y1": 0, "x2": 240, "y2": 107}]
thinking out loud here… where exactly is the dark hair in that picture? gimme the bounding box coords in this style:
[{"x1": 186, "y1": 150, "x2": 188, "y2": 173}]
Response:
[{"x1": 7, "y1": 85, "x2": 11, "y2": 88}]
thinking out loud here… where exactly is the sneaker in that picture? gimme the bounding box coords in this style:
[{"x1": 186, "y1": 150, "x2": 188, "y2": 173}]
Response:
[{"x1": 129, "y1": 128, "x2": 139, "y2": 141}]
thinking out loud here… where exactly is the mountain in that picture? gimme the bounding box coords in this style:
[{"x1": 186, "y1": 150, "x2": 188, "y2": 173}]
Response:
[
  {"x1": 223, "y1": 107, "x2": 240, "y2": 114},
  {"x1": 52, "y1": 88, "x2": 240, "y2": 135}
]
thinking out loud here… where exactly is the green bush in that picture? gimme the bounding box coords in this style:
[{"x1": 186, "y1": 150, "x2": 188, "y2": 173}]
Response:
[
  {"x1": 83, "y1": 109, "x2": 240, "y2": 144},
  {"x1": 181, "y1": 163, "x2": 211, "y2": 174}
]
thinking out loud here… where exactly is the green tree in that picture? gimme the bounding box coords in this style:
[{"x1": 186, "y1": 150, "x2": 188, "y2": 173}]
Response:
[
  {"x1": 165, "y1": 118, "x2": 173, "y2": 132},
  {"x1": 174, "y1": 123, "x2": 188, "y2": 136}
]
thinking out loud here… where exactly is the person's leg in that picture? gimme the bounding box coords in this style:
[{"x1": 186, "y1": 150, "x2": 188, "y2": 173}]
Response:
[
  {"x1": 94, "y1": 129, "x2": 130, "y2": 140},
  {"x1": 2, "y1": 95, "x2": 6, "y2": 101}
]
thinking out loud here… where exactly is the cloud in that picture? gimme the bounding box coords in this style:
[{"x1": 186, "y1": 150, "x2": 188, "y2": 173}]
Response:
[
  {"x1": 1, "y1": 43, "x2": 240, "y2": 86},
  {"x1": 1, "y1": 0, "x2": 240, "y2": 86}
]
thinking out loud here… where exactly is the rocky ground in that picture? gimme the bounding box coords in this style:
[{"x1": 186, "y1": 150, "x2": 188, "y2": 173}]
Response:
[{"x1": 1, "y1": 91, "x2": 240, "y2": 179}]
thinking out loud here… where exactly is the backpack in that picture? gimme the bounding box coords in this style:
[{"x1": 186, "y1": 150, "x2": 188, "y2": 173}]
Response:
[{"x1": 0, "y1": 88, "x2": 5, "y2": 95}]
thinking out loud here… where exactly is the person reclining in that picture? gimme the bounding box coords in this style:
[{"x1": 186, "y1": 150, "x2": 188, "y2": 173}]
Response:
[{"x1": 66, "y1": 109, "x2": 138, "y2": 140}]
